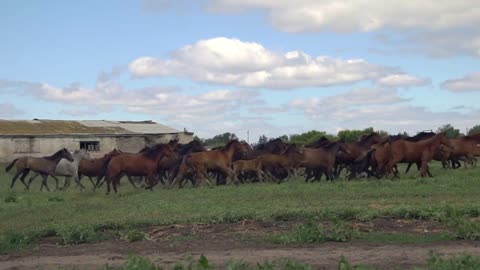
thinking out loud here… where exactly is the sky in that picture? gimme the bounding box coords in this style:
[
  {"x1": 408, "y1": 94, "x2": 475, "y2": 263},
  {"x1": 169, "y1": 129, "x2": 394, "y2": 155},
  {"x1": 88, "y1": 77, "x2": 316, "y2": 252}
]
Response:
[{"x1": 1, "y1": 0, "x2": 479, "y2": 141}]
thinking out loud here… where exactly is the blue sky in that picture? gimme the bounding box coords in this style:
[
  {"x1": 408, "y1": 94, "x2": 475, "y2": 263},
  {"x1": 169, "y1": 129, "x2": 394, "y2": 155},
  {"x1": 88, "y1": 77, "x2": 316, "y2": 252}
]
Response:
[{"x1": 1, "y1": 0, "x2": 479, "y2": 140}]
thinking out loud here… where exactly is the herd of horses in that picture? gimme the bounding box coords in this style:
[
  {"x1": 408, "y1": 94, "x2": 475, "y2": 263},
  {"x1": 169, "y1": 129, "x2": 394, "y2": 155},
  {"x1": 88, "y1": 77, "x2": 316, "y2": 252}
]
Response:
[{"x1": 4, "y1": 131, "x2": 480, "y2": 194}]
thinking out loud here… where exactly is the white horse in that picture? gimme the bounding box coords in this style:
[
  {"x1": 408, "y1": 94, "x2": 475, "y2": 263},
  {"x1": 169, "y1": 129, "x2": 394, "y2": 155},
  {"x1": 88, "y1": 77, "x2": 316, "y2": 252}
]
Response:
[{"x1": 27, "y1": 149, "x2": 92, "y2": 191}]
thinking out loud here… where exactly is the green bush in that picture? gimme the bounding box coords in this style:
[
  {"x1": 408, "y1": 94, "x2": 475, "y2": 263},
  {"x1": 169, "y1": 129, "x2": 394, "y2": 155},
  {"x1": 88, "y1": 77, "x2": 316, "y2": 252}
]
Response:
[
  {"x1": 119, "y1": 229, "x2": 148, "y2": 242},
  {"x1": 0, "y1": 231, "x2": 40, "y2": 253},
  {"x1": 272, "y1": 219, "x2": 357, "y2": 244},
  {"x1": 426, "y1": 252, "x2": 480, "y2": 270},
  {"x1": 4, "y1": 192, "x2": 17, "y2": 203},
  {"x1": 56, "y1": 225, "x2": 99, "y2": 245}
]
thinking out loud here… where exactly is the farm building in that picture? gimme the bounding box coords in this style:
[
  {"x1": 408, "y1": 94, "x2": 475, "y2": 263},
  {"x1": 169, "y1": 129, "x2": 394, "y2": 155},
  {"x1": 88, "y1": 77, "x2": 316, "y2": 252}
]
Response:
[{"x1": 0, "y1": 119, "x2": 194, "y2": 162}]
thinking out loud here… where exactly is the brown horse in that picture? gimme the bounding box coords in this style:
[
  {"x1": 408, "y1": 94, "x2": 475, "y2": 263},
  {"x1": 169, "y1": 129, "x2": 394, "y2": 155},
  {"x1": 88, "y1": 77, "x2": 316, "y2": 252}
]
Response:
[
  {"x1": 77, "y1": 149, "x2": 123, "y2": 189},
  {"x1": 169, "y1": 140, "x2": 248, "y2": 188},
  {"x1": 258, "y1": 144, "x2": 304, "y2": 183},
  {"x1": 301, "y1": 142, "x2": 349, "y2": 181},
  {"x1": 104, "y1": 144, "x2": 175, "y2": 194},
  {"x1": 385, "y1": 133, "x2": 452, "y2": 178},
  {"x1": 5, "y1": 148, "x2": 74, "y2": 191},
  {"x1": 336, "y1": 133, "x2": 384, "y2": 177},
  {"x1": 232, "y1": 157, "x2": 268, "y2": 183}
]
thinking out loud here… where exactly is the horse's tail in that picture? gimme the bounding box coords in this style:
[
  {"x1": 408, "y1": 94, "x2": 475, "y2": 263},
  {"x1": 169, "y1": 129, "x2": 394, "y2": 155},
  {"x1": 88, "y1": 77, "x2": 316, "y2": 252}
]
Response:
[
  {"x1": 5, "y1": 158, "x2": 19, "y2": 172},
  {"x1": 100, "y1": 157, "x2": 113, "y2": 179}
]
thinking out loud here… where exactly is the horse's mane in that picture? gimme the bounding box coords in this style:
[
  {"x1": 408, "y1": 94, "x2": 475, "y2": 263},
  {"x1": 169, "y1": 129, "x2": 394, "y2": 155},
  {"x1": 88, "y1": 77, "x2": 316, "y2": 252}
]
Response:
[
  {"x1": 177, "y1": 140, "x2": 206, "y2": 155},
  {"x1": 306, "y1": 137, "x2": 331, "y2": 147},
  {"x1": 358, "y1": 132, "x2": 378, "y2": 143},
  {"x1": 224, "y1": 139, "x2": 239, "y2": 149},
  {"x1": 141, "y1": 144, "x2": 169, "y2": 160},
  {"x1": 280, "y1": 143, "x2": 297, "y2": 154},
  {"x1": 45, "y1": 148, "x2": 68, "y2": 160}
]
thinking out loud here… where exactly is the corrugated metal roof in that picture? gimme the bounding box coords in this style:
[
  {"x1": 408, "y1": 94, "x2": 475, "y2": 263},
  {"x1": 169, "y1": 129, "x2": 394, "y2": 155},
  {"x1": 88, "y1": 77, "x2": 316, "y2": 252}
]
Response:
[
  {"x1": 79, "y1": 120, "x2": 180, "y2": 134},
  {"x1": 0, "y1": 119, "x2": 182, "y2": 135}
]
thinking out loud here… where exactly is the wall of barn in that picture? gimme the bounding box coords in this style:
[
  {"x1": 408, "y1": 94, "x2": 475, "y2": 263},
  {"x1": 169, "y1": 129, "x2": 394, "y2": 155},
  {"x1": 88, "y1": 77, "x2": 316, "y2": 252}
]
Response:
[{"x1": 0, "y1": 133, "x2": 193, "y2": 163}]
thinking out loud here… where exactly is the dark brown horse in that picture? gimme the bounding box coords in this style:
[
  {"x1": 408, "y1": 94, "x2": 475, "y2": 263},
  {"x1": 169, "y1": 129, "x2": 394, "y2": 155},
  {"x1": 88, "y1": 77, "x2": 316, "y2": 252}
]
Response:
[
  {"x1": 386, "y1": 133, "x2": 452, "y2": 178},
  {"x1": 5, "y1": 148, "x2": 74, "y2": 191},
  {"x1": 169, "y1": 140, "x2": 248, "y2": 188},
  {"x1": 77, "y1": 149, "x2": 123, "y2": 189},
  {"x1": 104, "y1": 144, "x2": 175, "y2": 194},
  {"x1": 336, "y1": 133, "x2": 384, "y2": 177}
]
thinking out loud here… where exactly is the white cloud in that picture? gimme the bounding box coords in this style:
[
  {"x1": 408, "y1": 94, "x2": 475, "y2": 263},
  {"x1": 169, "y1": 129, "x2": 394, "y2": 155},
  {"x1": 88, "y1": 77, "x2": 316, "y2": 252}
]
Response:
[
  {"x1": 129, "y1": 37, "x2": 401, "y2": 89},
  {"x1": 377, "y1": 74, "x2": 430, "y2": 88},
  {"x1": 207, "y1": 1, "x2": 480, "y2": 57},
  {"x1": 442, "y1": 72, "x2": 480, "y2": 92},
  {"x1": 288, "y1": 87, "x2": 480, "y2": 134},
  {"x1": 207, "y1": 1, "x2": 480, "y2": 32}
]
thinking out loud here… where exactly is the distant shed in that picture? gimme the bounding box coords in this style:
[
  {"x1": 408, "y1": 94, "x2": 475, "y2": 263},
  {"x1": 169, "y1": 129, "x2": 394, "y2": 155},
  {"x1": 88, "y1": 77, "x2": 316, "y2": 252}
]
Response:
[{"x1": 0, "y1": 119, "x2": 193, "y2": 162}]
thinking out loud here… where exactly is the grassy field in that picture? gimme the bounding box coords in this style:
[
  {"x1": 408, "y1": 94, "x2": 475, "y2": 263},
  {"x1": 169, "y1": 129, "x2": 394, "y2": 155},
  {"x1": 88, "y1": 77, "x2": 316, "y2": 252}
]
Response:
[{"x1": 1, "y1": 162, "x2": 480, "y2": 253}]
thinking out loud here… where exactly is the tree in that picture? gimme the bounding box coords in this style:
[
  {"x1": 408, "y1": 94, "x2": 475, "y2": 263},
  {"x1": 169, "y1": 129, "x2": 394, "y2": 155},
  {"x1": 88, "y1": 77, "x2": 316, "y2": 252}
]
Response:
[
  {"x1": 468, "y1": 125, "x2": 480, "y2": 135},
  {"x1": 278, "y1": 134, "x2": 289, "y2": 141},
  {"x1": 258, "y1": 134, "x2": 269, "y2": 144},
  {"x1": 289, "y1": 130, "x2": 337, "y2": 145},
  {"x1": 436, "y1": 124, "x2": 461, "y2": 138},
  {"x1": 200, "y1": 132, "x2": 238, "y2": 146},
  {"x1": 336, "y1": 127, "x2": 387, "y2": 143}
]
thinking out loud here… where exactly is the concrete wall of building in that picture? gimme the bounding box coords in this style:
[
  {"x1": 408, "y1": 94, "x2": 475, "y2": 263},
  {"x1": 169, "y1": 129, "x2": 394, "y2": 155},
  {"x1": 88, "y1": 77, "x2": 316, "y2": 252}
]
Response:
[{"x1": 0, "y1": 133, "x2": 194, "y2": 163}]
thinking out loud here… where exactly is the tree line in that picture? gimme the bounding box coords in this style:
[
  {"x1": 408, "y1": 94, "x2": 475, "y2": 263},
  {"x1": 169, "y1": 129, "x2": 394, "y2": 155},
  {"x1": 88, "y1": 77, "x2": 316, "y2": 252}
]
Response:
[{"x1": 196, "y1": 124, "x2": 480, "y2": 147}]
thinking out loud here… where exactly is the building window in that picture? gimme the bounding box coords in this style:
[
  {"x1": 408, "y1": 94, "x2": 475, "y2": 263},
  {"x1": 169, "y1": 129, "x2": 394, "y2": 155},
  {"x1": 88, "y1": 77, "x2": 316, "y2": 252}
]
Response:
[{"x1": 80, "y1": 141, "x2": 100, "y2": 151}]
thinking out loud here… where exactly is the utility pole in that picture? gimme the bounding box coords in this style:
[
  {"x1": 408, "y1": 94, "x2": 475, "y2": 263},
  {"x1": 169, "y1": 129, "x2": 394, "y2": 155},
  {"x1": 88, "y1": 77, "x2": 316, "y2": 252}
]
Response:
[{"x1": 247, "y1": 130, "x2": 250, "y2": 144}]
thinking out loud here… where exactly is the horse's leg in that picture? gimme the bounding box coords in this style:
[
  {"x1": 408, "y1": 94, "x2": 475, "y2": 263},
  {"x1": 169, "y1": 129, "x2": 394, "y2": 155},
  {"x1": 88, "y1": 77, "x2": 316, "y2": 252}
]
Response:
[
  {"x1": 405, "y1": 162, "x2": 413, "y2": 173},
  {"x1": 220, "y1": 167, "x2": 237, "y2": 186},
  {"x1": 49, "y1": 175, "x2": 60, "y2": 190},
  {"x1": 95, "y1": 175, "x2": 107, "y2": 190},
  {"x1": 74, "y1": 174, "x2": 85, "y2": 191},
  {"x1": 41, "y1": 174, "x2": 51, "y2": 192},
  {"x1": 86, "y1": 176, "x2": 96, "y2": 189},
  {"x1": 26, "y1": 172, "x2": 39, "y2": 190},
  {"x1": 10, "y1": 170, "x2": 24, "y2": 189},
  {"x1": 197, "y1": 167, "x2": 213, "y2": 187},
  {"x1": 18, "y1": 169, "x2": 31, "y2": 190},
  {"x1": 105, "y1": 177, "x2": 111, "y2": 195},
  {"x1": 419, "y1": 160, "x2": 429, "y2": 178},
  {"x1": 127, "y1": 176, "x2": 139, "y2": 189}
]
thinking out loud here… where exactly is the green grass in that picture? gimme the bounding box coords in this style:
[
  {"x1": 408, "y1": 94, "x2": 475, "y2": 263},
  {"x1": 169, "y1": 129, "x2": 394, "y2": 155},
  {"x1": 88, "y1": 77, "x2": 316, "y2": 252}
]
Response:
[
  {"x1": 98, "y1": 253, "x2": 480, "y2": 270},
  {"x1": 1, "y1": 162, "x2": 480, "y2": 253}
]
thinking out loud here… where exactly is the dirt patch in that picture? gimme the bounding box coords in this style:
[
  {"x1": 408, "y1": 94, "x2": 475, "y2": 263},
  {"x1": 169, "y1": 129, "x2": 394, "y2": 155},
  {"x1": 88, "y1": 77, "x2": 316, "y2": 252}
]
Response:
[
  {"x1": 0, "y1": 219, "x2": 471, "y2": 270},
  {"x1": 353, "y1": 217, "x2": 448, "y2": 234}
]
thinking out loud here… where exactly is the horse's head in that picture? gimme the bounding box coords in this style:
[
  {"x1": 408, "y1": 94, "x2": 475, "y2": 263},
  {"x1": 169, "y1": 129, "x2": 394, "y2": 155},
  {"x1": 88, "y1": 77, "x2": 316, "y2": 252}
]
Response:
[
  {"x1": 337, "y1": 142, "x2": 351, "y2": 155},
  {"x1": 189, "y1": 140, "x2": 207, "y2": 152},
  {"x1": 438, "y1": 132, "x2": 454, "y2": 149},
  {"x1": 225, "y1": 140, "x2": 248, "y2": 157},
  {"x1": 60, "y1": 148, "x2": 74, "y2": 162}
]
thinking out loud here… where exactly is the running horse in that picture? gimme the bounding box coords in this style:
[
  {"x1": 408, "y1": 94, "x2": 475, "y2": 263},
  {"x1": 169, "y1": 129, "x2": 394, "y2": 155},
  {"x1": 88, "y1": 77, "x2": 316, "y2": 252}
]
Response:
[
  {"x1": 385, "y1": 132, "x2": 453, "y2": 178},
  {"x1": 5, "y1": 148, "x2": 74, "y2": 190},
  {"x1": 104, "y1": 144, "x2": 175, "y2": 194},
  {"x1": 77, "y1": 148, "x2": 123, "y2": 190},
  {"x1": 169, "y1": 139, "x2": 248, "y2": 188}
]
